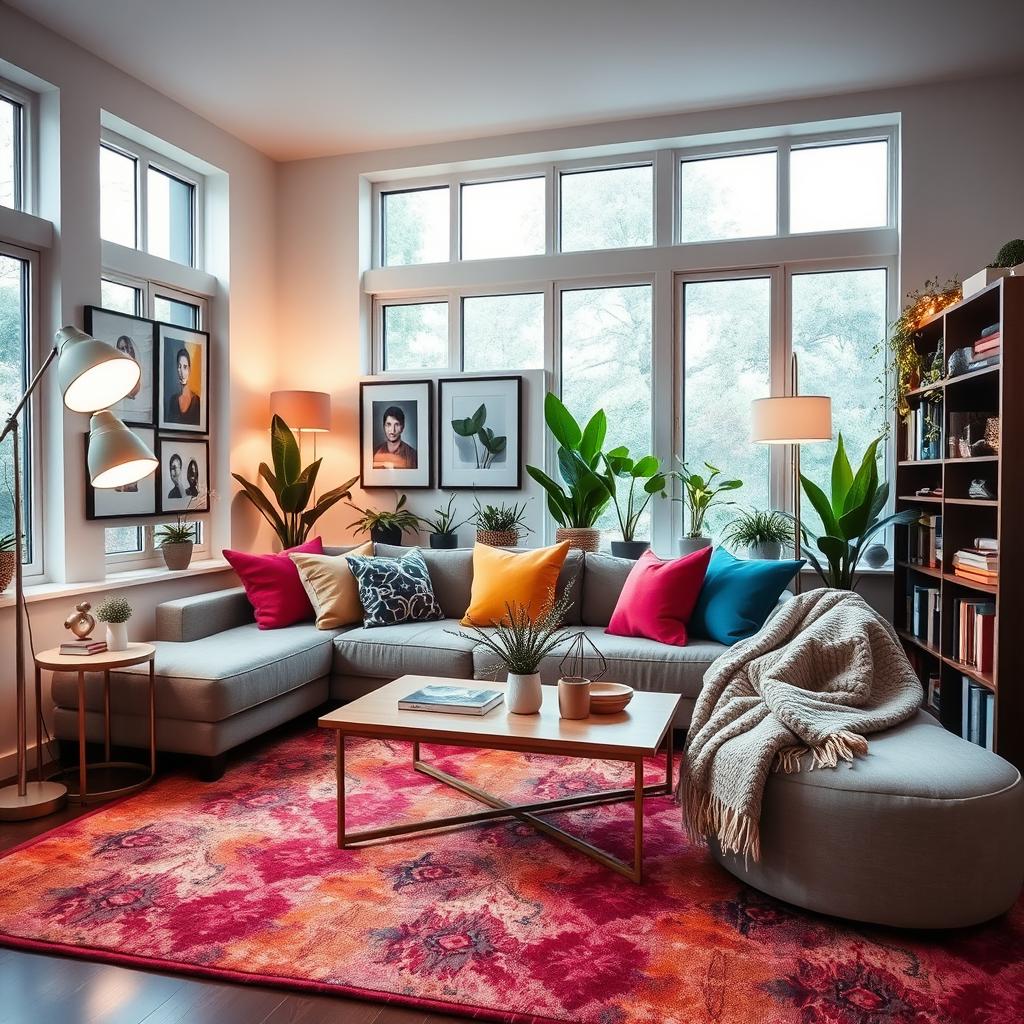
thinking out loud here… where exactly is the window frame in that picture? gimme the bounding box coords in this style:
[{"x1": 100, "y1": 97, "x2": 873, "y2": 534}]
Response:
[{"x1": 0, "y1": 76, "x2": 37, "y2": 215}]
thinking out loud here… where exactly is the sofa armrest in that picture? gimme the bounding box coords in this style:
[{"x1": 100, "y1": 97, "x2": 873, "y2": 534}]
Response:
[{"x1": 156, "y1": 587, "x2": 254, "y2": 642}]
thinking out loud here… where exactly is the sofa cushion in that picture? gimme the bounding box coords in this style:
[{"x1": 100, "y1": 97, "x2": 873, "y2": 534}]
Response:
[
  {"x1": 581, "y1": 552, "x2": 633, "y2": 626},
  {"x1": 51, "y1": 622, "x2": 340, "y2": 723},
  {"x1": 224, "y1": 537, "x2": 324, "y2": 629},
  {"x1": 332, "y1": 618, "x2": 477, "y2": 680},
  {"x1": 291, "y1": 542, "x2": 373, "y2": 629},
  {"x1": 345, "y1": 548, "x2": 444, "y2": 627},
  {"x1": 463, "y1": 541, "x2": 570, "y2": 626}
]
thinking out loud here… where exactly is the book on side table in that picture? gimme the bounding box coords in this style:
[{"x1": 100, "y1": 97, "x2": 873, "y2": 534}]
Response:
[
  {"x1": 59, "y1": 639, "x2": 108, "y2": 655},
  {"x1": 398, "y1": 684, "x2": 504, "y2": 715}
]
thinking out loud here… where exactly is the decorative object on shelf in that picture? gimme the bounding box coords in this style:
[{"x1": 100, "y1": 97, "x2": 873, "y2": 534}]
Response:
[
  {"x1": 863, "y1": 543, "x2": 890, "y2": 569},
  {"x1": 721, "y1": 508, "x2": 794, "y2": 560},
  {"x1": 420, "y1": 495, "x2": 470, "y2": 549},
  {"x1": 473, "y1": 498, "x2": 531, "y2": 547},
  {"x1": 438, "y1": 376, "x2": 522, "y2": 489},
  {"x1": 790, "y1": 433, "x2": 919, "y2": 590},
  {"x1": 589, "y1": 681, "x2": 634, "y2": 714},
  {"x1": 85, "y1": 426, "x2": 158, "y2": 519},
  {"x1": 672, "y1": 460, "x2": 742, "y2": 556},
  {"x1": 346, "y1": 493, "x2": 421, "y2": 546},
  {"x1": 526, "y1": 393, "x2": 614, "y2": 553},
  {"x1": 95, "y1": 595, "x2": 132, "y2": 653},
  {"x1": 84, "y1": 306, "x2": 156, "y2": 426},
  {"x1": 449, "y1": 590, "x2": 576, "y2": 715},
  {"x1": 950, "y1": 411, "x2": 1000, "y2": 458},
  {"x1": 2, "y1": 324, "x2": 158, "y2": 821},
  {"x1": 964, "y1": 239, "x2": 1024, "y2": 299},
  {"x1": 969, "y1": 479, "x2": 997, "y2": 500},
  {"x1": 359, "y1": 378, "x2": 433, "y2": 489},
  {"x1": 948, "y1": 346, "x2": 973, "y2": 378},
  {"x1": 64, "y1": 601, "x2": 97, "y2": 641},
  {"x1": 157, "y1": 323, "x2": 209, "y2": 434},
  {"x1": 233, "y1": 415, "x2": 358, "y2": 549},
  {"x1": 557, "y1": 632, "x2": 606, "y2": 719},
  {"x1": 269, "y1": 390, "x2": 331, "y2": 499},
  {"x1": 0, "y1": 533, "x2": 16, "y2": 593},
  {"x1": 601, "y1": 446, "x2": 666, "y2": 559}
]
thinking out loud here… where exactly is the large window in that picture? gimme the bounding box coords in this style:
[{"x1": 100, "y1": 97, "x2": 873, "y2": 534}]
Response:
[
  {"x1": 461, "y1": 177, "x2": 545, "y2": 260},
  {"x1": 560, "y1": 165, "x2": 653, "y2": 253},
  {"x1": 463, "y1": 293, "x2": 544, "y2": 371},
  {"x1": 679, "y1": 152, "x2": 777, "y2": 243}
]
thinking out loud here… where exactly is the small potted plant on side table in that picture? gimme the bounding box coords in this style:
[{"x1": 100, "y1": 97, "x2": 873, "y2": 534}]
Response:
[
  {"x1": 602, "y1": 447, "x2": 666, "y2": 559},
  {"x1": 0, "y1": 533, "x2": 16, "y2": 592},
  {"x1": 95, "y1": 595, "x2": 132, "y2": 652},
  {"x1": 421, "y1": 495, "x2": 470, "y2": 549},
  {"x1": 473, "y1": 499, "x2": 531, "y2": 548},
  {"x1": 347, "y1": 493, "x2": 421, "y2": 545},
  {"x1": 721, "y1": 508, "x2": 793, "y2": 560},
  {"x1": 672, "y1": 460, "x2": 742, "y2": 555}
]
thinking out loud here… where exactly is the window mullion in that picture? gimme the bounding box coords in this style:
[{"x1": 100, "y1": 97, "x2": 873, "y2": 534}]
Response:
[{"x1": 778, "y1": 146, "x2": 790, "y2": 237}]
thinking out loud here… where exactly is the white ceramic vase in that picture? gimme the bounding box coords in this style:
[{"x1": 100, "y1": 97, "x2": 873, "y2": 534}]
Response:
[
  {"x1": 506, "y1": 672, "x2": 542, "y2": 714},
  {"x1": 106, "y1": 621, "x2": 128, "y2": 652},
  {"x1": 678, "y1": 536, "x2": 711, "y2": 557},
  {"x1": 747, "y1": 541, "x2": 783, "y2": 560}
]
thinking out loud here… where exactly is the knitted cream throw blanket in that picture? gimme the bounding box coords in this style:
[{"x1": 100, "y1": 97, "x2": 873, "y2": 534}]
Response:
[{"x1": 680, "y1": 588, "x2": 922, "y2": 861}]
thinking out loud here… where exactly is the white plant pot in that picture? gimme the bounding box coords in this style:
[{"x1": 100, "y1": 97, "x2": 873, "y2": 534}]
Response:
[
  {"x1": 506, "y1": 672, "x2": 543, "y2": 714},
  {"x1": 747, "y1": 541, "x2": 783, "y2": 560},
  {"x1": 678, "y1": 536, "x2": 712, "y2": 557},
  {"x1": 105, "y1": 621, "x2": 128, "y2": 652}
]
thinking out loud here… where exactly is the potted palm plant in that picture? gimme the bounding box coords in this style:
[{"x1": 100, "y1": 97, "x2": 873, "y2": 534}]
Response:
[
  {"x1": 421, "y1": 495, "x2": 470, "y2": 549},
  {"x1": 473, "y1": 499, "x2": 531, "y2": 547},
  {"x1": 721, "y1": 508, "x2": 794, "y2": 560},
  {"x1": 0, "y1": 532, "x2": 15, "y2": 593},
  {"x1": 672, "y1": 460, "x2": 743, "y2": 555},
  {"x1": 601, "y1": 446, "x2": 666, "y2": 559},
  {"x1": 346, "y1": 493, "x2": 421, "y2": 545},
  {"x1": 526, "y1": 393, "x2": 614, "y2": 552},
  {"x1": 449, "y1": 591, "x2": 576, "y2": 714}
]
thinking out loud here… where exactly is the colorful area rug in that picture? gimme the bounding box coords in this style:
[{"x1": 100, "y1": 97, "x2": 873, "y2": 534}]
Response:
[{"x1": 1, "y1": 731, "x2": 1022, "y2": 1024}]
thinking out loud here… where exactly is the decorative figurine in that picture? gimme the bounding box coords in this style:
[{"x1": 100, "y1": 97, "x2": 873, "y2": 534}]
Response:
[
  {"x1": 64, "y1": 601, "x2": 97, "y2": 640},
  {"x1": 969, "y1": 479, "x2": 996, "y2": 500},
  {"x1": 947, "y1": 346, "x2": 972, "y2": 378}
]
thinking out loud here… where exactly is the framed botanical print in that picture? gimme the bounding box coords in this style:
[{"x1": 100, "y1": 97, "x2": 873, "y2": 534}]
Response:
[
  {"x1": 359, "y1": 379, "x2": 433, "y2": 489},
  {"x1": 157, "y1": 323, "x2": 209, "y2": 434},
  {"x1": 157, "y1": 436, "x2": 210, "y2": 514},
  {"x1": 438, "y1": 375, "x2": 522, "y2": 489},
  {"x1": 85, "y1": 428, "x2": 158, "y2": 519},
  {"x1": 84, "y1": 306, "x2": 157, "y2": 427}
]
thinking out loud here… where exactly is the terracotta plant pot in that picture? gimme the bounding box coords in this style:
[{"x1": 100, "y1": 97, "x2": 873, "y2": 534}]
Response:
[
  {"x1": 678, "y1": 536, "x2": 711, "y2": 556},
  {"x1": 429, "y1": 532, "x2": 458, "y2": 549},
  {"x1": 557, "y1": 677, "x2": 591, "y2": 719},
  {"x1": 555, "y1": 527, "x2": 601, "y2": 552},
  {"x1": 161, "y1": 541, "x2": 194, "y2": 571},
  {"x1": 610, "y1": 540, "x2": 650, "y2": 560},
  {"x1": 476, "y1": 529, "x2": 519, "y2": 548},
  {"x1": 0, "y1": 551, "x2": 15, "y2": 592}
]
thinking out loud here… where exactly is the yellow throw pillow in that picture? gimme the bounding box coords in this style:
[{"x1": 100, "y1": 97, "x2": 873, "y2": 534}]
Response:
[
  {"x1": 461, "y1": 541, "x2": 571, "y2": 626},
  {"x1": 290, "y1": 542, "x2": 373, "y2": 629}
]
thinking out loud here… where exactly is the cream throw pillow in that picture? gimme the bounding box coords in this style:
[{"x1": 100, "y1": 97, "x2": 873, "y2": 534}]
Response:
[{"x1": 289, "y1": 542, "x2": 373, "y2": 629}]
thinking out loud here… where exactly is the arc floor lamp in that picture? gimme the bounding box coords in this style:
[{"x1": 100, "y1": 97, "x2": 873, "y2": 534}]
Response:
[{"x1": 0, "y1": 326, "x2": 158, "y2": 821}]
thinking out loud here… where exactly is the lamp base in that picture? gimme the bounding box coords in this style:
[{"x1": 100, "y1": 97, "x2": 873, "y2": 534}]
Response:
[{"x1": 0, "y1": 780, "x2": 68, "y2": 821}]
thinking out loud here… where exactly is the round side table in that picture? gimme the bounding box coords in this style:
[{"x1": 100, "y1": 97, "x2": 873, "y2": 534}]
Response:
[{"x1": 37, "y1": 642, "x2": 156, "y2": 804}]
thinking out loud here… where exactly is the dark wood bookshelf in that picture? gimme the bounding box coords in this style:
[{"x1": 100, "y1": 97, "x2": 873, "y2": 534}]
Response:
[{"x1": 894, "y1": 276, "x2": 1022, "y2": 767}]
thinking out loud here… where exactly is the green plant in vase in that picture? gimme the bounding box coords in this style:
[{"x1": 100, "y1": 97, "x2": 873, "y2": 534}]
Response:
[
  {"x1": 346, "y1": 493, "x2": 422, "y2": 546},
  {"x1": 671, "y1": 460, "x2": 742, "y2": 555},
  {"x1": 473, "y1": 498, "x2": 532, "y2": 547},
  {"x1": 95, "y1": 595, "x2": 132, "y2": 651},
  {"x1": 721, "y1": 508, "x2": 793, "y2": 560},
  {"x1": 601, "y1": 447, "x2": 666, "y2": 559},
  {"x1": 421, "y1": 495, "x2": 471, "y2": 549}
]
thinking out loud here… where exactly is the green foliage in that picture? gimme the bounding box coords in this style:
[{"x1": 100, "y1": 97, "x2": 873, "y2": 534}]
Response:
[
  {"x1": 672, "y1": 460, "x2": 742, "y2": 538},
  {"x1": 346, "y1": 493, "x2": 421, "y2": 537},
  {"x1": 601, "y1": 447, "x2": 666, "y2": 542},
  {"x1": 155, "y1": 522, "x2": 196, "y2": 547},
  {"x1": 95, "y1": 595, "x2": 132, "y2": 624},
  {"x1": 526, "y1": 393, "x2": 614, "y2": 529},
  {"x1": 991, "y1": 239, "x2": 1024, "y2": 269},
  {"x1": 448, "y1": 590, "x2": 577, "y2": 675},
  {"x1": 420, "y1": 494, "x2": 470, "y2": 536},
  {"x1": 473, "y1": 498, "x2": 531, "y2": 536},
  {"x1": 0, "y1": 532, "x2": 14, "y2": 552},
  {"x1": 721, "y1": 508, "x2": 793, "y2": 550},
  {"x1": 450, "y1": 403, "x2": 507, "y2": 470},
  {"x1": 790, "y1": 433, "x2": 920, "y2": 590},
  {"x1": 232, "y1": 415, "x2": 358, "y2": 549}
]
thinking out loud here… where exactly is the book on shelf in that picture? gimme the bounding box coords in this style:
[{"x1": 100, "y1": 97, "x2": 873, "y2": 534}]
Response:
[
  {"x1": 901, "y1": 400, "x2": 943, "y2": 461},
  {"x1": 927, "y1": 672, "x2": 942, "y2": 713},
  {"x1": 974, "y1": 537, "x2": 998, "y2": 552},
  {"x1": 967, "y1": 353, "x2": 1000, "y2": 372},
  {"x1": 398, "y1": 684, "x2": 504, "y2": 715},
  {"x1": 59, "y1": 639, "x2": 107, "y2": 655},
  {"x1": 908, "y1": 514, "x2": 942, "y2": 568},
  {"x1": 910, "y1": 584, "x2": 941, "y2": 647},
  {"x1": 952, "y1": 597, "x2": 996, "y2": 670},
  {"x1": 961, "y1": 679, "x2": 995, "y2": 751},
  {"x1": 974, "y1": 335, "x2": 1000, "y2": 355},
  {"x1": 953, "y1": 549, "x2": 998, "y2": 571}
]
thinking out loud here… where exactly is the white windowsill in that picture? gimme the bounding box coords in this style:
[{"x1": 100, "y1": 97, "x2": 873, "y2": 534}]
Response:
[{"x1": 0, "y1": 558, "x2": 233, "y2": 609}]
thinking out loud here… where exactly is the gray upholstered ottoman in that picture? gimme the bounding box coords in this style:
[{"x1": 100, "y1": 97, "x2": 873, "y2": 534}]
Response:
[{"x1": 710, "y1": 711, "x2": 1024, "y2": 929}]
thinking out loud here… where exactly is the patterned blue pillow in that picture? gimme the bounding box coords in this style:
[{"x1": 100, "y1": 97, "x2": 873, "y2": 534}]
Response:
[{"x1": 344, "y1": 548, "x2": 444, "y2": 628}]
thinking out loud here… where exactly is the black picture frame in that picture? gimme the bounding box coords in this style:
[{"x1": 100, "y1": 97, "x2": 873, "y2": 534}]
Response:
[
  {"x1": 84, "y1": 427, "x2": 158, "y2": 520},
  {"x1": 157, "y1": 322, "x2": 210, "y2": 434},
  {"x1": 84, "y1": 306, "x2": 158, "y2": 427},
  {"x1": 156, "y1": 436, "x2": 211, "y2": 513},
  {"x1": 437, "y1": 375, "x2": 523, "y2": 490},
  {"x1": 359, "y1": 379, "x2": 434, "y2": 489}
]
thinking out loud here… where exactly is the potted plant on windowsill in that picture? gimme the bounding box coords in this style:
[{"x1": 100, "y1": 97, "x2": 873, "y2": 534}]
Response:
[
  {"x1": 672, "y1": 460, "x2": 742, "y2": 555},
  {"x1": 156, "y1": 520, "x2": 197, "y2": 571},
  {"x1": 0, "y1": 533, "x2": 15, "y2": 593},
  {"x1": 601, "y1": 447, "x2": 666, "y2": 559},
  {"x1": 526, "y1": 393, "x2": 613, "y2": 553},
  {"x1": 721, "y1": 508, "x2": 794, "y2": 560},
  {"x1": 421, "y1": 495, "x2": 470, "y2": 549},
  {"x1": 347, "y1": 493, "x2": 422, "y2": 546},
  {"x1": 95, "y1": 595, "x2": 132, "y2": 653},
  {"x1": 473, "y1": 498, "x2": 531, "y2": 548}
]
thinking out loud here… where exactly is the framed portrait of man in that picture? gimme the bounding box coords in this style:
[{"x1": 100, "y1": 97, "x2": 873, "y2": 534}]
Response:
[
  {"x1": 157, "y1": 437, "x2": 210, "y2": 514},
  {"x1": 359, "y1": 379, "x2": 432, "y2": 489},
  {"x1": 84, "y1": 306, "x2": 157, "y2": 427},
  {"x1": 157, "y1": 323, "x2": 209, "y2": 434},
  {"x1": 84, "y1": 428, "x2": 158, "y2": 519}
]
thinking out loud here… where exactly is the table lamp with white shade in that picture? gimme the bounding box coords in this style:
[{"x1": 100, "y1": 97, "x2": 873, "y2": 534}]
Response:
[
  {"x1": 750, "y1": 354, "x2": 832, "y2": 593},
  {"x1": 0, "y1": 326, "x2": 158, "y2": 821}
]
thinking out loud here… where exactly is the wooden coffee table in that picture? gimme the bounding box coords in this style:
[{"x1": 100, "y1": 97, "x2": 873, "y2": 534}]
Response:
[{"x1": 319, "y1": 675, "x2": 680, "y2": 882}]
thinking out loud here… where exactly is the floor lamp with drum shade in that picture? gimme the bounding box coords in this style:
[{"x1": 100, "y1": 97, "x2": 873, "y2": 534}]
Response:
[
  {"x1": 750, "y1": 354, "x2": 832, "y2": 594},
  {"x1": 0, "y1": 326, "x2": 158, "y2": 821}
]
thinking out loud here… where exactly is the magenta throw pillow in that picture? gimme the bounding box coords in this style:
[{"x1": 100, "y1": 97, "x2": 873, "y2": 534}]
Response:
[
  {"x1": 606, "y1": 546, "x2": 713, "y2": 647},
  {"x1": 224, "y1": 537, "x2": 324, "y2": 629}
]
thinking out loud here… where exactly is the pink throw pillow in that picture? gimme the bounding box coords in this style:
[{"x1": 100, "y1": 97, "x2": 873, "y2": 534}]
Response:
[
  {"x1": 224, "y1": 537, "x2": 324, "y2": 629},
  {"x1": 606, "y1": 547, "x2": 712, "y2": 647}
]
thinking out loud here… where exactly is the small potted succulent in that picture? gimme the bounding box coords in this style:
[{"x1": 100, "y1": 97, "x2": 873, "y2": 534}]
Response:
[
  {"x1": 95, "y1": 595, "x2": 132, "y2": 652},
  {"x1": 347, "y1": 493, "x2": 421, "y2": 546},
  {"x1": 473, "y1": 498, "x2": 531, "y2": 548},
  {"x1": 156, "y1": 519, "x2": 196, "y2": 571},
  {"x1": 420, "y1": 495, "x2": 470, "y2": 549},
  {"x1": 0, "y1": 532, "x2": 16, "y2": 593},
  {"x1": 672, "y1": 460, "x2": 742, "y2": 555},
  {"x1": 721, "y1": 508, "x2": 794, "y2": 560},
  {"x1": 601, "y1": 446, "x2": 666, "y2": 559}
]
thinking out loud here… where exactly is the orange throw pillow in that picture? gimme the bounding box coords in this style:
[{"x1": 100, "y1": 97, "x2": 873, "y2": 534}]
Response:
[{"x1": 461, "y1": 541, "x2": 571, "y2": 626}]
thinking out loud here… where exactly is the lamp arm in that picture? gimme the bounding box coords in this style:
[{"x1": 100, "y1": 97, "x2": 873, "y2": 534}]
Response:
[{"x1": 0, "y1": 343, "x2": 59, "y2": 445}]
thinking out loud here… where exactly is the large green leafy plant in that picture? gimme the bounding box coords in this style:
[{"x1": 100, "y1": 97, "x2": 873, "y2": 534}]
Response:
[
  {"x1": 672, "y1": 460, "x2": 742, "y2": 538},
  {"x1": 795, "y1": 433, "x2": 919, "y2": 590},
  {"x1": 232, "y1": 415, "x2": 358, "y2": 549},
  {"x1": 601, "y1": 447, "x2": 666, "y2": 541},
  {"x1": 526, "y1": 394, "x2": 613, "y2": 529}
]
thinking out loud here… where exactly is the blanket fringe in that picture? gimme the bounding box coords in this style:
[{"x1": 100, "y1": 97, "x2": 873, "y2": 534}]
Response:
[
  {"x1": 680, "y1": 773, "x2": 761, "y2": 863},
  {"x1": 772, "y1": 730, "x2": 869, "y2": 773}
]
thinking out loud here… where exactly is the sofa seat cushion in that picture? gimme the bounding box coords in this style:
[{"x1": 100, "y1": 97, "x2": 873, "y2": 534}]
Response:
[
  {"x1": 471, "y1": 625, "x2": 727, "y2": 699},
  {"x1": 51, "y1": 622, "x2": 340, "y2": 723},
  {"x1": 332, "y1": 619, "x2": 477, "y2": 681}
]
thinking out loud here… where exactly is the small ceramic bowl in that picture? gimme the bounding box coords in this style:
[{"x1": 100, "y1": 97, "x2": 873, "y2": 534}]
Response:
[{"x1": 589, "y1": 681, "x2": 634, "y2": 714}]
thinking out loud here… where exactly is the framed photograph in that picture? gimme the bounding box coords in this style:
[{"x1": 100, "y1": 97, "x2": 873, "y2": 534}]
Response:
[
  {"x1": 85, "y1": 428, "x2": 158, "y2": 520},
  {"x1": 157, "y1": 437, "x2": 210, "y2": 513},
  {"x1": 84, "y1": 306, "x2": 156, "y2": 426},
  {"x1": 360, "y1": 379, "x2": 433, "y2": 489},
  {"x1": 157, "y1": 323, "x2": 209, "y2": 434},
  {"x1": 438, "y1": 375, "x2": 522, "y2": 489}
]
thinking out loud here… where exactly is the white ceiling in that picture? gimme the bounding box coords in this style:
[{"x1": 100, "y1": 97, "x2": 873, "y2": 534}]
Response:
[{"x1": 9, "y1": 0, "x2": 1024, "y2": 161}]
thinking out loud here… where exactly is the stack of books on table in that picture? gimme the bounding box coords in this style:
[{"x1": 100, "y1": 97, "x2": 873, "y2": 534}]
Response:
[
  {"x1": 59, "y1": 638, "x2": 107, "y2": 656},
  {"x1": 398, "y1": 684, "x2": 503, "y2": 716},
  {"x1": 952, "y1": 594, "x2": 996, "y2": 674},
  {"x1": 952, "y1": 543, "x2": 998, "y2": 588},
  {"x1": 970, "y1": 323, "x2": 1001, "y2": 370},
  {"x1": 962, "y1": 677, "x2": 995, "y2": 750}
]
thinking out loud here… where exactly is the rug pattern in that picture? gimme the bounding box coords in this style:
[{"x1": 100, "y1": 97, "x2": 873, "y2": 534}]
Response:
[{"x1": 0, "y1": 731, "x2": 1022, "y2": 1024}]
